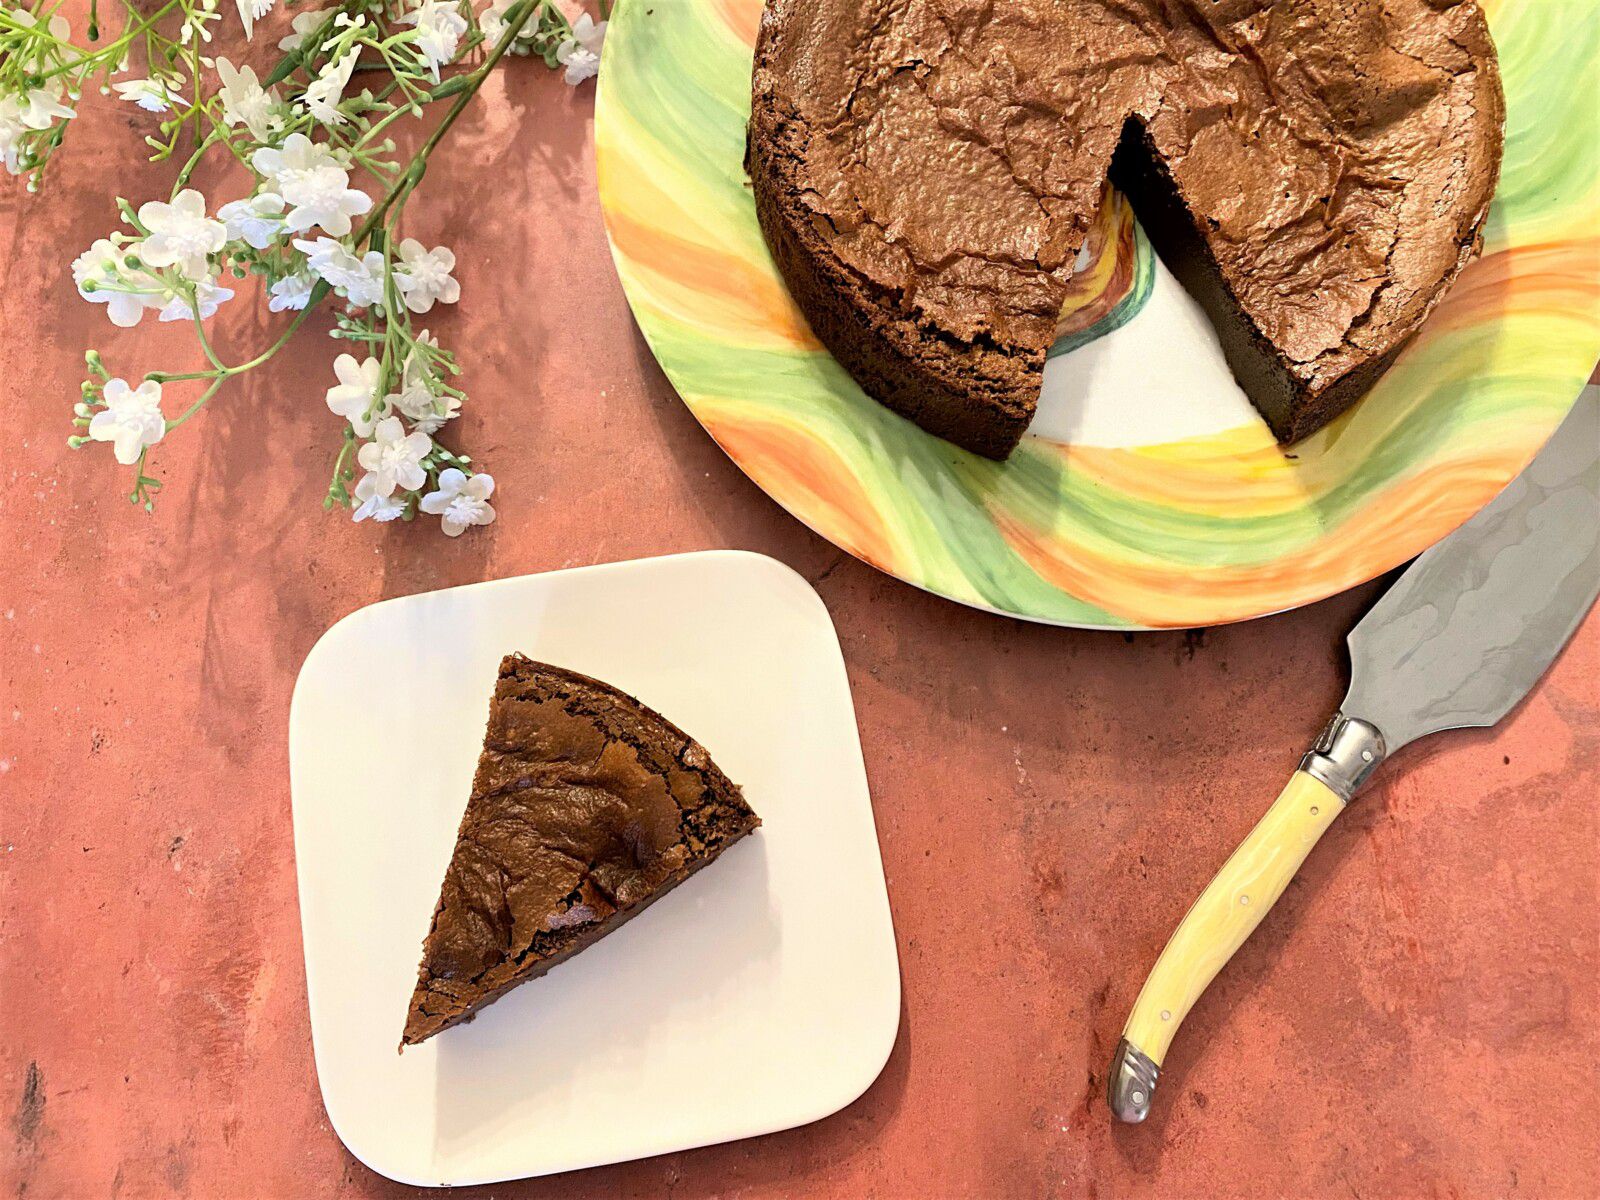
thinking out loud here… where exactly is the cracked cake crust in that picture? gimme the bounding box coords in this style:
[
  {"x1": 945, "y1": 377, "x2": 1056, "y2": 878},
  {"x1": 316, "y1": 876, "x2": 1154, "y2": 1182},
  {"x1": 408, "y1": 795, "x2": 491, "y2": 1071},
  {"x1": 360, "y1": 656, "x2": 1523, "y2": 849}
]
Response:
[
  {"x1": 401, "y1": 654, "x2": 761, "y2": 1046},
  {"x1": 747, "y1": 0, "x2": 1504, "y2": 456}
]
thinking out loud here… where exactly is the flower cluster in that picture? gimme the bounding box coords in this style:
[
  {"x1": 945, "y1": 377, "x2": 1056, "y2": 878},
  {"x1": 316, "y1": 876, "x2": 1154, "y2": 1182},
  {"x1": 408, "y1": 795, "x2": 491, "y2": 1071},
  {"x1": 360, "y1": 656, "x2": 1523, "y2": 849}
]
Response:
[
  {"x1": 0, "y1": 8, "x2": 81, "y2": 184},
  {"x1": 71, "y1": 191, "x2": 232, "y2": 329},
  {"x1": 5, "y1": 0, "x2": 609, "y2": 533}
]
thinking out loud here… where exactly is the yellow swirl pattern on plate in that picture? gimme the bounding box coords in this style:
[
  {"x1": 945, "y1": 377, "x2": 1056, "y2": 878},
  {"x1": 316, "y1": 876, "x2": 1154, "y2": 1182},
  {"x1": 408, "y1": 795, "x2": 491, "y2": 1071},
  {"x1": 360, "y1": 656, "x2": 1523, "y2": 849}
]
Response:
[{"x1": 596, "y1": 0, "x2": 1600, "y2": 628}]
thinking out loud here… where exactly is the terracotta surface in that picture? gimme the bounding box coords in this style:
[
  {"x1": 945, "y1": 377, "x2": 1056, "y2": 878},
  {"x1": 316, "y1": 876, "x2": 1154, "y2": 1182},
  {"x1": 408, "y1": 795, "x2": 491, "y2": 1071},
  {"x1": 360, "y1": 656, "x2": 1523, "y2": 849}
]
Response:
[{"x1": 3, "y1": 53, "x2": 1598, "y2": 1200}]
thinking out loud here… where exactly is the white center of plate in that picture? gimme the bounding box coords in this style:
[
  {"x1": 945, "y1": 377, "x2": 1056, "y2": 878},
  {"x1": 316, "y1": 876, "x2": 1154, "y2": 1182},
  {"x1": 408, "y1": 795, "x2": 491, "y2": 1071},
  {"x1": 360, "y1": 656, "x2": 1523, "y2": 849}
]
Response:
[{"x1": 1031, "y1": 256, "x2": 1260, "y2": 449}]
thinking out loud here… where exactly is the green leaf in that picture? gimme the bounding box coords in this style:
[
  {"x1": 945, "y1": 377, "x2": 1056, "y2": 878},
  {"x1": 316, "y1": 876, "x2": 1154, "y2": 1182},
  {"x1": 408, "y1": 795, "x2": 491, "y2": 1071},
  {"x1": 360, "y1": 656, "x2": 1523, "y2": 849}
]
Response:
[{"x1": 264, "y1": 49, "x2": 305, "y2": 87}]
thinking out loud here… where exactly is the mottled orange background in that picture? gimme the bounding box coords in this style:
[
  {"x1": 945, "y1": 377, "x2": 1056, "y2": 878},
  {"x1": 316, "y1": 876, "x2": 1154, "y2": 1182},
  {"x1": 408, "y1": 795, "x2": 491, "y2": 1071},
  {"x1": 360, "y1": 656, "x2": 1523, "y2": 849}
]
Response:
[{"x1": 2, "y1": 26, "x2": 1598, "y2": 1200}]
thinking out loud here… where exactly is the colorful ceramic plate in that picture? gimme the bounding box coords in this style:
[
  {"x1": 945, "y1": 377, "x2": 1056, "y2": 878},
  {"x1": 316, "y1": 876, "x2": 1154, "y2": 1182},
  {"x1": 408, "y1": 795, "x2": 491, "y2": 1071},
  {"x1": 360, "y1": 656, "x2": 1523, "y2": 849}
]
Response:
[{"x1": 596, "y1": 0, "x2": 1600, "y2": 629}]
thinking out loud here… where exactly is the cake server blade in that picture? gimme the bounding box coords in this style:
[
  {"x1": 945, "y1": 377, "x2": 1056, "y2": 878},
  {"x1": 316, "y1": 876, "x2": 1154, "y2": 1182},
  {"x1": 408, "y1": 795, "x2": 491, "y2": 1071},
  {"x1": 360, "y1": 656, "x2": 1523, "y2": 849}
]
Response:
[{"x1": 1341, "y1": 389, "x2": 1599, "y2": 757}]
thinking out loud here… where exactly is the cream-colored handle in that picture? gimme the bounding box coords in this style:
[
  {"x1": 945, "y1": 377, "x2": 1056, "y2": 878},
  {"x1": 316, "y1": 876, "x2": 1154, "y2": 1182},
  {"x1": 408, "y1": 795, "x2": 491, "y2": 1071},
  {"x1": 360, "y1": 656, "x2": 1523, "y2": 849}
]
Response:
[{"x1": 1108, "y1": 770, "x2": 1343, "y2": 1121}]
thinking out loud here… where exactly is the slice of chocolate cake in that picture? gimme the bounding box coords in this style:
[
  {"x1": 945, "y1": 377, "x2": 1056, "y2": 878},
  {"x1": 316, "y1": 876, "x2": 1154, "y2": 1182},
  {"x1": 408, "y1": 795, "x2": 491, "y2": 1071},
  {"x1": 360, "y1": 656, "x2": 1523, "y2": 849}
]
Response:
[
  {"x1": 747, "y1": 0, "x2": 1504, "y2": 458},
  {"x1": 402, "y1": 654, "x2": 761, "y2": 1046}
]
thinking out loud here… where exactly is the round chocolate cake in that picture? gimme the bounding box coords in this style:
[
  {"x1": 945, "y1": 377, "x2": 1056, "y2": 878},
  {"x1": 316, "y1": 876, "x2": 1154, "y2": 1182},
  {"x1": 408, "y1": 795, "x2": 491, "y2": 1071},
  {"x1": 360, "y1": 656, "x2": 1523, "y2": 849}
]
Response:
[{"x1": 747, "y1": 0, "x2": 1504, "y2": 459}]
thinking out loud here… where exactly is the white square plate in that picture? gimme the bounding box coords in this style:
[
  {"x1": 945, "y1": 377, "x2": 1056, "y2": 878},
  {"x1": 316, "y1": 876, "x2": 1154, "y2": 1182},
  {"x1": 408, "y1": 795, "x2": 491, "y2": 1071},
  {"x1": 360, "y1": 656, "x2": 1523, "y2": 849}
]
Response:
[{"x1": 290, "y1": 550, "x2": 900, "y2": 1186}]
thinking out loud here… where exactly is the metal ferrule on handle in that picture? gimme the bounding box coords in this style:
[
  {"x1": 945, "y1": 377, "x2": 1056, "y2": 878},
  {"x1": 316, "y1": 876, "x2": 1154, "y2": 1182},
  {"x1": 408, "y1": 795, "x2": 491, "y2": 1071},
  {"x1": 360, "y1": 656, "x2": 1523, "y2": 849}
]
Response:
[{"x1": 1299, "y1": 713, "x2": 1388, "y2": 801}]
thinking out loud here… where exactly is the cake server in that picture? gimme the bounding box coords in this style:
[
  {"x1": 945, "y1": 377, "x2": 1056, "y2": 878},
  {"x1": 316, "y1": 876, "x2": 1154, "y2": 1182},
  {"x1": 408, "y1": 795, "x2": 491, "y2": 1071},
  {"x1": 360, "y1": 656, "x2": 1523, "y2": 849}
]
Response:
[{"x1": 1107, "y1": 389, "x2": 1600, "y2": 1123}]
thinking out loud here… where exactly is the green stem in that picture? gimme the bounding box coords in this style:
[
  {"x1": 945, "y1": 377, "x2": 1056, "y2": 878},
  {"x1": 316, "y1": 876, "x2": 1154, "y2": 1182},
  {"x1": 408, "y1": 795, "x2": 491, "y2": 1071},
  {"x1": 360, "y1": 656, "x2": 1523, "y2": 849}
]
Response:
[
  {"x1": 146, "y1": 368, "x2": 221, "y2": 383},
  {"x1": 353, "y1": 96, "x2": 417, "y2": 149},
  {"x1": 190, "y1": 303, "x2": 230, "y2": 372},
  {"x1": 22, "y1": 0, "x2": 186, "y2": 82},
  {"x1": 163, "y1": 299, "x2": 323, "y2": 430},
  {"x1": 173, "y1": 126, "x2": 223, "y2": 190},
  {"x1": 165, "y1": 374, "x2": 225, "y2": 429},
  {"x1": 187, "y1": 33, "x2": 203, "y2": 148},
  {"x1": 228, "y1": 300, "x2": 324, "y2": 374},
  {"x1": 348, "y1": 1, "x2": 549, "y2": 246}
]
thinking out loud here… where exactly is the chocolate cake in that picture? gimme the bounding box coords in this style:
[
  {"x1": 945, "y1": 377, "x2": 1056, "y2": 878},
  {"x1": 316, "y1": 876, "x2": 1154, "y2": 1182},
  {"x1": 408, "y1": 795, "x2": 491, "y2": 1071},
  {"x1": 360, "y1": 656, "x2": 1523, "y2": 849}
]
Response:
[
  {"x1": 748, "y1": 0, "x2": 1504, "y2": 458},
  {"x1": 402, "y1": 655, "x2": 761, "y2": 1046}
]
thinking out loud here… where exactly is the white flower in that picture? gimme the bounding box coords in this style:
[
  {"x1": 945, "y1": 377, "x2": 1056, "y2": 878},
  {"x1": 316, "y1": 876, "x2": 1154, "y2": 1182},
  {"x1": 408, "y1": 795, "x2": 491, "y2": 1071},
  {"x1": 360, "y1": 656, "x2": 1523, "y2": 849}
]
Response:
[
  {"x1": 111, "y1": 77, "x2": 180, "y2": 113},
  {"x1": 218, "y1": 192, "x2": 287, "y2": 249},
  {"x1": 556, "y1": 15, "x2": 606, "y2": 85},
  {"x1": 88, "y1": 378, "x2": 166, "y2": 465},
  {"x1": 234, "y1": 0, "x2": 275, "y2": 40},
  {"x1": 15, "y1": 9, "x2": 70, "y2": 33},
  {"x1": 409, "y1": 328, "x2": 440, "y2": 369},
  {"x1": 16, "y1": 86, "x2": 76, "y2": 131},
  {"x1": 385, "y1": 331, "x2": 451, "y2": 430},
  {"x1": 278, "y1": 8, "x2": 330, "y2": 51},
  {"x1": 293, "y1": 236, "x2": 385, "y2": 308},
  {"x1": 253, "y1": 134, "x2": 371, "y2": 236},
  {"x1": 292, "y1": 234, "x2": 354, "y2": 277},
  {"x1": 570, "y1": 13, "x2": 607, "y2": 52},
  {"x1": 268, "y1": 270, "x2": 316, "y2": 312},
  {"x1": 393, "y1": 239, "x2": 459, "y2": 314},
  {"x1": 324, "y1": 354, "x2": 390, "y2": 437},
  {"x1": 301, "y1": 46, "x2": 359, "y2": 125},
  {"x1": 336, "y1": 257, "x2": 385, "y2": 308},
  {"x1": 387, "y1": 379, "x2": 433, "y2": 423},
  {"x1": 72, "y1": 239, "x2": 165, "y2": 327},
  {"x1": 478, "y1": 0, "x2": 513, "y2": 46},
  {"x1": 352, "y1": 473, "x2": 408, "y2": 522},
  {"x1": 557, "y1": 45, "x2": 599, "y2": 85},
  {"x1": 157, "y1": 275, "x2": 235, "y2": 322},
  {"x1": 136, "y1": 189, "x2": 226, "y2": 280},
  {"x1": 252, "y1": 130, "x2": 340, "y2": 178},
  {"x1": 477, "y1": 0, "x2": 541, "y2": 54},
  {"x1": 420, "y1": 468, "x2": 495, "y2": 536},
  {"x1": 1, "y1": 42, "x2": 78, "y2": 172},
  {"x1": 357, "y1": 416, "x2": 432, "y2": 497},
  {"x1": 402, "y1": 0, "x2": 469, "y2": 81},
  {"x1": 0, "y1": 98, "x2": 25, "y2": 175},
  {"x1": 215, "y1": 58, "x2": 281, "y2": 140},
  {"x1": 9, "y1": 9, "x2": 71, "y2": 63},
  {"x1": 402, "y1": 390, "x2": 460, "y2": 435}
]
